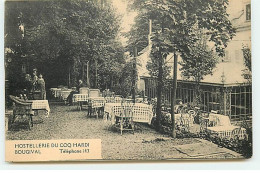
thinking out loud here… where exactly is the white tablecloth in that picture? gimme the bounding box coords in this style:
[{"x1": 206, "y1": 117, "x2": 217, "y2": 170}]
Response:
[
  {"x1": 104, "y1": 103, "x2": 153, "y2": 124},
  {"x1": 208, "y1": 113, "x2": 232, "y2": 126},
  {"x1": 50, "y1": 88, "x2": 62, "y2": 98},
  {"x1": 165, "y1": 113, "x2": 194, "y2": 126},
  {"x1": 60, "y1": 90, "x2": 72, "y2": 101},
  {"x1": 104, "y1": 97, "x2": 123, "y2": 103},
  {"x1": 89, "y1": 97, "x2": 106, "y2": 108},
  {"x1": 73, "y1": 95, "x2": 123, "y2": 104},
  {"x1": 29, "y1": 100, "x2": 50, "y2": 115},
  {"x1": 207, "y1": 125, "x2": 247, "y2": 139},
  {"x1": 73, "y1": 94, "x2": 89, "y2": 102},
  {"x1": 207, "y1": 114, "x2": 247, "y2": 139}
]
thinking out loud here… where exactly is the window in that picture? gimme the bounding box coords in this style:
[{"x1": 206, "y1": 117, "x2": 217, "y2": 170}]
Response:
[{"x1": 246, "y1": 4, "x2": 251, "y2": 21}]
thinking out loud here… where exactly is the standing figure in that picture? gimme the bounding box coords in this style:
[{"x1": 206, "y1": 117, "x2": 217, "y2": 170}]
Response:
[
  {"x1": 37, "y1": 74, "x2": 46, "y2": 100},
  {"x1": 32, "y1": 68, "x2": 38, "y2": 91},
  {"x1": 24, "y1": 74, "x2": 33, "y2": 99}
]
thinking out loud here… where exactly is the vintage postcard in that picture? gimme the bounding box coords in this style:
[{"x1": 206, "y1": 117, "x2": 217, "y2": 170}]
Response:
[{"x1": 4, "y1": 0, "x2": 252, "y2": 162}]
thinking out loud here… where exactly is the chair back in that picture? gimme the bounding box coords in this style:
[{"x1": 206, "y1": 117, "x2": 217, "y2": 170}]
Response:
[
  {"x1": 105, "y1": 97, "x2": 115, "y2": 103},
  {"x1": 89, "y1": 89, "x2": 100, "y2": 97},
  {"x1": 9, "y1": 95, "x2": 32, "y2": 115},
  {"x1": 231, "y1": 127, "x2": 242, "y2": 139},
  {"x1": 120, "y1": 102, "x2": 134, "y2": 118},
  {"x1": 79, "y1": 87, "x2": 89, "y2": 95},
  {"x1": 212, "y1": 117, "x2": 220, "y2": 126},
  {"x1": 188, "y1": 110, "x2": 196, "y2": 117},
  {"x1": 123, "y1": 107, "x2": 133, "y2": 118},
  {"x1": 200, "y1": 118, "x2": 209, "y2": 132},
  {"x1": 180, "y1": 116, "x2": 190, "y2": 125}
]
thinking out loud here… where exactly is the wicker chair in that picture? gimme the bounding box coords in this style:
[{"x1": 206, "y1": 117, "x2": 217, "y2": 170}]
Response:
[
  {"x1": 180, "y1": 115, "x2": 190, "y2": 132},
  {"x1": 115, "y1": 102, "x2": 135, "y2": 135},
  {"x1": 89, "y1": 89, "x2": 100, "y2": 97},
  {"x1": 79, "y1": 87, "x2": 89, "y2": 95},
  {"x1": 9, "y1": 95, "x2": 34, "y2": 130},
  {"x1": 200, "y1": 117, "x2": 209, "y2": 133},
  {"x1": 231, "y1": 127, "x2": 242, "y2": 140}
]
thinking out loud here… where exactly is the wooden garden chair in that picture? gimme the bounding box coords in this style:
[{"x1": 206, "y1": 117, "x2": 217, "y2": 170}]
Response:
[
  {"x1": 200, "y1": 117, "x2": 209, "y2": 133},
  {"x1": 115, "y1": 102, "x2": 135, "y2": 135}
]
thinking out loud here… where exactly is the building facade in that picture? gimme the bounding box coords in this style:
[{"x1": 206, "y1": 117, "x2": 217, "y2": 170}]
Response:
[{"x1": 138, "y1": 0, "x2": 252, "y2": 124}]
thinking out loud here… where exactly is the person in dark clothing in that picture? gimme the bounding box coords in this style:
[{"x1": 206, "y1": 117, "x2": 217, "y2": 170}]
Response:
[
  {"x1": 24, "y1": 74, "x2": 33, "y2": 98},
  {"x1": 32, "y1": 69, "x2": 38, "y2": 91},
  {"x1": 67, "y1": 79, "x2": 85, "y2": 105},
  {"x1": 76, "y1": 80, "x2": 84, "y2": 92}
]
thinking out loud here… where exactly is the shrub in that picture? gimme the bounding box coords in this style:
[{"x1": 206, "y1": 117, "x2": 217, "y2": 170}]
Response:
[
  {"x1": 201, "y1": 130, "x2": 252, "y2": 158},
  {"x1": 151, "y1": 112, "x2": 199, "y2": 138},
  {"x1": 151, "y1": 111, "x2": 252, "y2": 158}
]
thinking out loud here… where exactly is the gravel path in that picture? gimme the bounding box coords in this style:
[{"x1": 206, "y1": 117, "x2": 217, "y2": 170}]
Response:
[{"x1": 6, "y1": 103, "x2": 241, "y2": 160}]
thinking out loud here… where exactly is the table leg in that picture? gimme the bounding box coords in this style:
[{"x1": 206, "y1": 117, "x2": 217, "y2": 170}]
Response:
[
  {"x1": 87, "y1": 106, "x2": 92, "y2": 117},
  {"x1": 78, "y1": 102, "x2": 82, "y2": 111}
]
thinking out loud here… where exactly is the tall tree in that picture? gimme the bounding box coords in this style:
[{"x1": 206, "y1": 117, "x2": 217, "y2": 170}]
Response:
[
  {"x1": 179, "y1": 33, "x2": 218, "y2": 106},
  {"x1": 241, "y1": 45, "x2": 252, "y2": 83},
  {"x1": 127, "y1": 0, "x2": 235, "y2": 137},
  {"x1": 5, "y1": 0, "x2": 125, "y2": 92}
]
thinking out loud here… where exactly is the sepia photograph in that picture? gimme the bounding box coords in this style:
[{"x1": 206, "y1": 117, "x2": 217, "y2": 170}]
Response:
[{"x1": 4, "y1": 0, "x2": 252, "y2": 161}]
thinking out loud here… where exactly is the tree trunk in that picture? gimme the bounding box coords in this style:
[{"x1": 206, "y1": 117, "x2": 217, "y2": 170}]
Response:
[
  {"x1": 155, "y1": 17, "x2": 165, "y2": 131},
  {"x1": 171, "y1": 52, "x2": 178, "y2": 138},
  {"x1": 132, "y1": 46, "x2": 137, "y2": 103},
  {"x1": 95, "y1": 60, "x2": 98, "y2": 88},
  {"x1": 86, "y1": 61, "x2": 90, "y2": 88},
  {"x1": 82, "y1": 62, "x2": 85, "y2": 83},
  {"x1": 68, "y1": 65, "x2": 71, "y2": 88},
  {"x1": 194, "y1": 80, "x2": 201, "y2": 107},
  {"x1": 156, "y1": 53, "x2": 163, "y2": 131}
]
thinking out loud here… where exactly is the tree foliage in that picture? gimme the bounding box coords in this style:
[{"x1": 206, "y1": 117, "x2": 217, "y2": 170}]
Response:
[
  {"x1": 5, "y1": 0, "x2": 125, "y2": 93},
  {"x1": 242, "y1": 45, "x2": 251, "y2": 72},
  {"x1": 179, "y1": 33, "x2": 218, "y2": 83},
  {"x1": 126, "y1": 0, "x2": 235, "y2": 130},
  {"x1": 179, "y1": 34, "x2": 218, "y2": 105},
  {"x1": 242, "y1": 45, "x2": 252, "y2": 83}
]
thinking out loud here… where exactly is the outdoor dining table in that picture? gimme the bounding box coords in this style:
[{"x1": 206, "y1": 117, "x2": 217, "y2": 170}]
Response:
[
  {"x1": 59, "y1": 90, "x2": 72, "y2": 102},
  {"x1": 206, "y1": 113, "x2": 247, "y2": 139},
  {"x1": 73, "y1": 95, "x2": 124, "y2": 110},
  {"x1": 73, "y1": 94, "x2": 88, "y2": 110},
  {"x1": 29, "y1": 100, "x2": 50, "y2": 117},
  {"x1": 73, "y1": 94, "x2": 88, "y2": 102},
  {"x1": 104, "y1": 103, "x2": 154, "y2": 124},
  {"x1": 104, "y1": 97, "x2": 123, "y2": 103},
  {"x1": 164, "y1": 113, "x2": 194, "y2": 127},
  {"x1": 50, "y1": 88, "x2": 62, "y2": 98},
  {"x1": 207, "y1": 125, "x2": 247, "y2": 139},
  {"x1": 88, "y1": 97, "x2": 106, "y2": 108}
]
